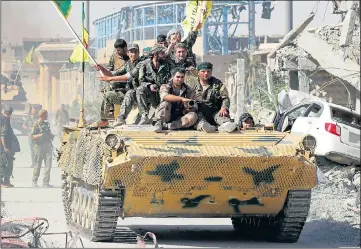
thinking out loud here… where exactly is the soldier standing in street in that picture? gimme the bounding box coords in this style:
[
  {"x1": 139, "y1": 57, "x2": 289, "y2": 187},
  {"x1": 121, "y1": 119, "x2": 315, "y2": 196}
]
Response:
[
  {"x1": 153, "y1": 67, "x2": 198, "y2": 132},
  {"x1": 0, "y1": 106, "x2": 20, "y2": 188},
  {"x1": 136, "y1": 45, "x2": 172, "y2": 124},
  {"x1": 194, "y1": 62, "x2": 237, "y2": 133},
  {"x1": 96, "y1": 43, "x2": 144, "y2": 126},
  {"x1": 55, "y1": 104, "x2": 69, "y2": 141},
  {"x1": 23, "y1": 105, "x2": 40, "y2": 167},
  {"x1": 31, "y1": 109, "x2": 54, "y2": 188}
]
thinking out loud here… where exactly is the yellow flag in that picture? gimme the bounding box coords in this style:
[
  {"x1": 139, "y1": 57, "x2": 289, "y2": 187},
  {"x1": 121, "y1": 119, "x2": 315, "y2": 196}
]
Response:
[
  {"x1": 181, "y1": 1, "x2": 212, "y2": 33},
  {"x1": 25, "y1": 46, "x2": 34, "y2": 64},
  {"x1": 69, "y1": 43, "x2": 89, "y2": 63},
  {"x1": 69, "y1": 26, "x2": 89, "y2": 63}
]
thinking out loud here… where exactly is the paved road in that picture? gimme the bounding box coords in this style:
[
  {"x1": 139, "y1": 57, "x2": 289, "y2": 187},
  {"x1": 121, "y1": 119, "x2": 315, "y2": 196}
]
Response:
[{"x1": 2, "y1": 136, "x2": 359, "y2": 248}]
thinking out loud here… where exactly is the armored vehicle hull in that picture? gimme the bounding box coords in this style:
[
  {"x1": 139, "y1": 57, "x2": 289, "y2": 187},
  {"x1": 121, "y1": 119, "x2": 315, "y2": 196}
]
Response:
[{"x1": 58, "y1": 125, "x2": 317, "y2": 243}]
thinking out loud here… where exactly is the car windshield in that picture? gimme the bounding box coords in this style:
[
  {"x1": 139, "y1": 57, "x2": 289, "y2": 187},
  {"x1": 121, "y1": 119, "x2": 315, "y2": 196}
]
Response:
[{"x1": 330, "y1": 106, "x2": 361, "y2": 129}]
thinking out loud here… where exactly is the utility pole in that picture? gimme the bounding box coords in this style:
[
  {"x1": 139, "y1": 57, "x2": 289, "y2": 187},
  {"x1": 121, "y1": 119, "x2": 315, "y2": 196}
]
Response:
[
  {"x1": 285, "y1": 1, "x2": 293, "y2": 33},
  {"x1": 248, "y1": 1, "x2": 256, "y2": 50}
]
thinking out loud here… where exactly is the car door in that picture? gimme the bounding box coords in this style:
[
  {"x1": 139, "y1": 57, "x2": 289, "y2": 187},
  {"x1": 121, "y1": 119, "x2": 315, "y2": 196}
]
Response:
[
  {"x1": 291, "y1": 102, "x2": 324, "y2": 137},
  {"x1": 275, "y1": 102, "x2": 312, "y2": 132}
]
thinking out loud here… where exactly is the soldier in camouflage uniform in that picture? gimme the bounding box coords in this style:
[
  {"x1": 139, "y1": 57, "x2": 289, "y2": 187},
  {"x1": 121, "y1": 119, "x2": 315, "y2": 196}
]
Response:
[
  {"x1": 91, "y1": 39, "x2": 129, "y2": 128},
  {"x1": 23, "y1": 105, "x2": 39, "y2": 167},
  {"x1": 30, "y1": 109, "x2": 54, "y2": 188},
  {"x1": 97, "y1": 44, "x2": 144, "y2": 126},
  {"x1": 136, "y1": 45, "x2": 172, "y2": 124},
  {"x1": 193, "y1": 62, "x2": 237, "y2": 133},
  {"x1": 166, "y1": 17, "x2": 202, "y2": 68},
  {"x1": 153, "y1": 67, "x2": 198, "y2": 132},
  {"x1": 167, "y1": 42, "x2": 195, "y2": 70},
  {"x1": 0, "y1": 106, "x2": 20, "y2": 188}
]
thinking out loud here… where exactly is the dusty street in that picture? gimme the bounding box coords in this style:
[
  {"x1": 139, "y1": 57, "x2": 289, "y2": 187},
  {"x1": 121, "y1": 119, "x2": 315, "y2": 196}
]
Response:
[{"x1": 1, "y1": 135, "x2": 360, "y2": 248}]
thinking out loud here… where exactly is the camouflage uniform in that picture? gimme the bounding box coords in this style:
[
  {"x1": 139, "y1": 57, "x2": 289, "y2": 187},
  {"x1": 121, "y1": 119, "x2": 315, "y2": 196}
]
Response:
[
  {"x1": 0, "y1": 113, "x2": 17, "y2": 186},
  {"x1": 31, "y1": 120, "x2": 54, "y2": 186},
  {"x1": 136, "y1": 48, "x2": 172, "y2": 123},
  {"x1": 167, "y1": 53, "x2": 195, "y2": 70},
  {"x1": 100, "y1": 53, "x2": 129, "y2": 120},
  {"x1": 194, "y1": 76, "x2": 236, "y2": 132},
  {"x1": 113, "y1": 57, "x2": 144, "y2": 123},
  {"x1": 23, "y1": 115, "x2": 37, "y2": 167},
  {"x1": 167, "y1": 29, "x2": 199, "y2": 67},
  {"x1": 154, "y1": 82, "x2": 198, "y2": 132}
]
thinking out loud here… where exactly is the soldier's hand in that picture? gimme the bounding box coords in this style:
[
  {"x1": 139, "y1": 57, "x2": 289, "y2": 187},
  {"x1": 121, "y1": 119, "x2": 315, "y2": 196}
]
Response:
[
  {"x1": 150, "y1": 84, "x2": 158, "y2": 92},
  {"x1": 219, "y1": 107, "x2": 229, "y2": 117},
  {"x1": 181, "y1": 98, "x2": 191, "y2": 104},
  {"x1": 98, "y1": 75, "x2": 112, "y2": 82},
  {"x1": 4, "y1": 147, "x2": 9, "y2": 153},
  {"x1": 94, "y1": 64, "x2": 104, "y2": 71}
]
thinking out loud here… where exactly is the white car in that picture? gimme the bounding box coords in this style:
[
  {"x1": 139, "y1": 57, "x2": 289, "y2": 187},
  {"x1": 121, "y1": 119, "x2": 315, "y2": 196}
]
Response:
[{"x1": 274, "y1": 100, "x2": 360, "y2": 166}]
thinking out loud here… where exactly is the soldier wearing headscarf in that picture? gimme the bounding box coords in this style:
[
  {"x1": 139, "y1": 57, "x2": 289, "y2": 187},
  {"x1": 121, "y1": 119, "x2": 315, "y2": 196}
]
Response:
[{"x1": 193, "y1": 62, "x2": 237, "y2": 133}]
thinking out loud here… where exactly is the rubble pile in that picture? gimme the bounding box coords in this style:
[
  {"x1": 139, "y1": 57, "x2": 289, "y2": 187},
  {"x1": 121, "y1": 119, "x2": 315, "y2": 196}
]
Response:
[
  {"x1": 309, "y1": 166, "x2": 360, "y2": 229},
  {"x1": 314, "y1": 14, "x2": 360, "y2": 64},
  {"x1": 275, "y1": 42, "x2": 309, "y2": 61}
]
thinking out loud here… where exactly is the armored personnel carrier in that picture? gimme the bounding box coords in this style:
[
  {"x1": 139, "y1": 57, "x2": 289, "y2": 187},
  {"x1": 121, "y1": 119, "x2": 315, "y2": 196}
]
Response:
[{"x1": 58, "y1": 121, "x2": 317, "y2": 243}]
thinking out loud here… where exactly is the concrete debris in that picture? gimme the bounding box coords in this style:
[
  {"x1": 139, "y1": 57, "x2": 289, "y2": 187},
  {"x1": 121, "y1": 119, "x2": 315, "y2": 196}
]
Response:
[
  {"x1": 275, "y1": 42, "x2": 309, "y2": 60},
  {"x1": 310, "y1": 166, "x2": 361, "y2": 230},
  {"x1": 314, "y1": 14, "x2": 360, "y2": 64}
]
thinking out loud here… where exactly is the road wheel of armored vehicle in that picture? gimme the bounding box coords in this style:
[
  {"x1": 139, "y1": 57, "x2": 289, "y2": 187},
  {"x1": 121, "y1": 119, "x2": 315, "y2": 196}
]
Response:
[
  {"x1": 62, "y1": 175, "x2": 124, "y2": 242},
  {"x1": 232, "y1": 190, "x2": 311, "y2": 243}
]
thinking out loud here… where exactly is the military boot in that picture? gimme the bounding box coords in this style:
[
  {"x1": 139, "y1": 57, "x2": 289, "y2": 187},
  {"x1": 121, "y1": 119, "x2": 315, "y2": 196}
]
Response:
[
  {"x1": 32, "y1": 181, "x2": 38, "y2": 187},
  {"x1": 197, "y1": 120, "x2": 217, "y2": 133},
  {"x1": 1, "y1": 179, "x2": 14, "y2": 188},
  {"x1": 113, "y1": 115, "x2": 126, "y2": 127},
  {"x1": 88, "y1": 119, "x2": 109, "y2": 128},
  {"x1": 138, "y1": 115, "x2": 152, "y2": 125},
  {"x1": 218, "y1": 121, "x2": 237, "y2": 133},
  {"x1": 43, "y1": 182, "x2": 53, "y2": 188},
  {"x1": 154, "y1": 121, "x2": 168, "y2": 132}
]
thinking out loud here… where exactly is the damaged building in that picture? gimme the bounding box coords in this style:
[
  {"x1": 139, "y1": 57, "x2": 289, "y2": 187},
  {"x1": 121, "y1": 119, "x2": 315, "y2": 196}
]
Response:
[{"x1": 268, "y1": 1, "x2": 360, "y2": 113}]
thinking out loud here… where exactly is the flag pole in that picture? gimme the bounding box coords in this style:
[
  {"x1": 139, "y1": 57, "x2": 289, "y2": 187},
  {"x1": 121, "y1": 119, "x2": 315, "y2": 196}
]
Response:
[
  {"x1": 51, "y1": 1, "x2": 103, "y2": 76},
  {"x1": 77, "y1": 1, "x2": 86, "y2": 128}
]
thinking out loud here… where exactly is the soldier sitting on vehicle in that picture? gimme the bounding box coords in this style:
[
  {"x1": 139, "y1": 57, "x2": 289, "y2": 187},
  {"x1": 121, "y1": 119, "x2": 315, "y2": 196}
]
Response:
[
  {"x1": 136, "y1": 45, "x2": 172, "y2": 125},
  {"x1": 166, "y1": 16, "x2": 202, "y2": 68},
  {"x1": 156, "y1": 34, "x2": 168, "y2": 48},
  {"x1": 90, "y1": 39, "x2": 130, "y2": 128},
  {"x1": 194, "y1": 62, "x2": 237, "y2": 133},
  {"x1": 167, "y1": 42, "x2": 195, "y2": 71},
  {"x1": 239, "y1": 112, "x2": 255, "y2": 129},
  {"x1": 30, "y1": 109, "x2": 54, "y2": 188},
  {"x1": 153, "y1": 67, "x2": 198, "y2": 132},
  {"x1": 96, "y1": 43, "x2": 144, "y2": 126}
]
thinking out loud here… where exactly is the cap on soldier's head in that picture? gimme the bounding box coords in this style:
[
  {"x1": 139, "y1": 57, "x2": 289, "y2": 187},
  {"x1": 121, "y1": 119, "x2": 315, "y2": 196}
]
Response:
[
  {"x1": 240, "y1": 112, "x2": 254, "y2": 122},
  {"x1": 197, "y1": 62, "x2": 213, "y2": 71},
  {"x1": 3, "y1": 105, "x2": 13, "y2": 114},
  {"x1": 150, "y1": 45, "x2": 166, "y2": 55},
  {"x1": 128, "y1": 43, "x2": 139, "y2": 51}
]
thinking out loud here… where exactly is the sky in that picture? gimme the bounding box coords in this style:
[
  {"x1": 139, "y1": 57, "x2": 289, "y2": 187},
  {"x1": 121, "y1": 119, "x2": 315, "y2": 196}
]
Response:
[{"x1": 1, "y1": 1, "x2": 341, "y2": 45}]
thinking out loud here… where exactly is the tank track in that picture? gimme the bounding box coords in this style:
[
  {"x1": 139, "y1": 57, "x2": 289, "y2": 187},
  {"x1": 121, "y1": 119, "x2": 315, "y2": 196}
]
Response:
[
  {"x1": 61, "y1": 174, "x2": 138, "y2": 242},
  {"x1": 232, "y1": 190, "x2": 311, "y2": 243}
]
